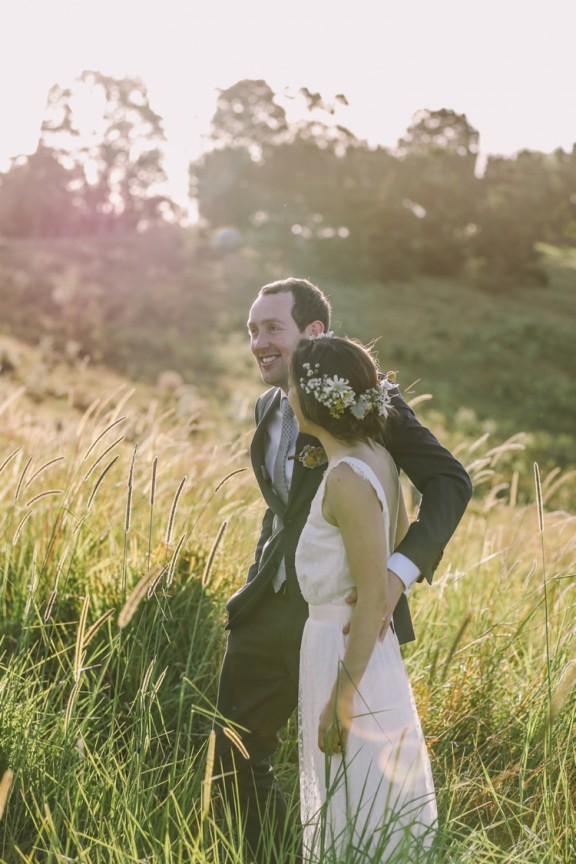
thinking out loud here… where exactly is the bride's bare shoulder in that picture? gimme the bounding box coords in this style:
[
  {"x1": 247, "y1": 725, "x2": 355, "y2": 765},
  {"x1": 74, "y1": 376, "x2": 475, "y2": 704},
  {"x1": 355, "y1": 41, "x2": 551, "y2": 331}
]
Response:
[{"x1": 325, "y1": 460, "x2": 382, "y2": 505}]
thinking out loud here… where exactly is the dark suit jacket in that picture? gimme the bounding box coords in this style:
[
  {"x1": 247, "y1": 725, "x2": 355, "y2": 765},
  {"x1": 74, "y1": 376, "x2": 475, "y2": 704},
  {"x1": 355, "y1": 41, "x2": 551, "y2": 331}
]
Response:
[{"x1": 226, "y1": 385, "x2": 472, "y2": 643}]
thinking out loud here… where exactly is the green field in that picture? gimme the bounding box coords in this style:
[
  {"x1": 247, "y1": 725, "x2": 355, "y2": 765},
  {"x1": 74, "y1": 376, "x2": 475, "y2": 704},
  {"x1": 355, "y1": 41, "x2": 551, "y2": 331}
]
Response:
[{"x1": 0, "y1": 352, "x2": 574, "y2": 861}]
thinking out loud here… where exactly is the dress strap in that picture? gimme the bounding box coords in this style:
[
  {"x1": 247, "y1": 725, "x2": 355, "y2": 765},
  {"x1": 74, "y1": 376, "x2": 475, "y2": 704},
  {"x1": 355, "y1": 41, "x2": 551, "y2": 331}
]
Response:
[{"x1": 329, "y1": 456, "x2": 388, "y2": 511}]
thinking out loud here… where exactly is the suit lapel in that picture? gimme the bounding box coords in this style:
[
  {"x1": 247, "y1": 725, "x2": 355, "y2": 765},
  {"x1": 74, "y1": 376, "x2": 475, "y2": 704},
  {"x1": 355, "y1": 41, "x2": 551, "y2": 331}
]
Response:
[
  {"x1": 251, "y1": 394, "x2": 326, "y2": 516},
  {"x1": 287, "y1": 432, "x2": 326, "y2": 511},
  {"x1": 251, "y1": 388, "x2": 285, "y2": 513}
]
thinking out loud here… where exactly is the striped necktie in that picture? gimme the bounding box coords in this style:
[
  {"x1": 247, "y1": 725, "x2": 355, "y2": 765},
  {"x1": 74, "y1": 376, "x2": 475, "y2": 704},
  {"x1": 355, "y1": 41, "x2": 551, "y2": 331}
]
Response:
[
  {"x1": 273, "y1": 397, "x2": 294, "y2": 504},
  {"x1": 272, "y1": 397, "x2": 295, "y2": 591}
]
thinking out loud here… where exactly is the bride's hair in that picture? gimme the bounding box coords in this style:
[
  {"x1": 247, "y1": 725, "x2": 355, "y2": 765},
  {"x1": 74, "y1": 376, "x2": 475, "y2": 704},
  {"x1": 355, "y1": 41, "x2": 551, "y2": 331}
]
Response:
[{"x1": 290, "y1": 337, "x2": 395, "y2": 443}]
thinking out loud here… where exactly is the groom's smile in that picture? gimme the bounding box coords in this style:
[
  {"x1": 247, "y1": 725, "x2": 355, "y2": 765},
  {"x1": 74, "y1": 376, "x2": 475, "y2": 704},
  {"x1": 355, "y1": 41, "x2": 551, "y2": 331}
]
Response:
[
  {"x1": 258, "y1": 352, "x2": 281, "y2": 368},
  {"x1": 248, "y1": 291, "x2": 311, "y2": 390}
]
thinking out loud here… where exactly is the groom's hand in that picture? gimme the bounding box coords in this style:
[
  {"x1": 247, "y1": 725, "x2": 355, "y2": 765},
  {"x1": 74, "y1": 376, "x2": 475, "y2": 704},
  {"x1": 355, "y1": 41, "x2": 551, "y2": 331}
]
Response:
[{"x1": 344, "y1": 570, "x2": 405, "y2": 640}]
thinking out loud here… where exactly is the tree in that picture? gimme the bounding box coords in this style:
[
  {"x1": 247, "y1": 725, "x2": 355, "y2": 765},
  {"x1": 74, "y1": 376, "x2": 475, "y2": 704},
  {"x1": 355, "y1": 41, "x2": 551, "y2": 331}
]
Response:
[
  {"x1": 190, "y1": 79, "x2": 288, "y2": 232},
  {"x1": 398, "y1": 108, "x2": 480, "y2": 158},
  {"x1": 334, "y1": 146, "x2": 421, "y2": 280},
  {"x1": 191, "y1": 78, "x2": 360, "y2": 263},
  {"x1": 40, "y1": 70, "x2": 177, "y2": 233},
  {"x1": 0, "y1": 145, "x2": 82, "y2": 237},
  {"x1": 207, "y1": 79, "x2": 289, "y2": 162},
  {"x1": 530, "y1": 147, "x2": 576, "y2": 244},
  {"x1": 395, "y1": 109, "x2": 481, "y2": 275},
  {"x1": 474, "y1": 150, "x2": 566, "y2": 281}
]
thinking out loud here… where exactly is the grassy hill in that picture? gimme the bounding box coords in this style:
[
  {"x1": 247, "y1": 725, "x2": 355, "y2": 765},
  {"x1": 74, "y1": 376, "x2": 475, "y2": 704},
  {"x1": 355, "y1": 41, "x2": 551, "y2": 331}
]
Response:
[
  {"x1": 214, "y1": 241, "x2": 576, "y2": 492},
  {"x1": 1, "y1": 231, "x2": 575, "y2": 486},
  {"x1": 219, "y1": 244, "x2": 574, "y2": 425}
]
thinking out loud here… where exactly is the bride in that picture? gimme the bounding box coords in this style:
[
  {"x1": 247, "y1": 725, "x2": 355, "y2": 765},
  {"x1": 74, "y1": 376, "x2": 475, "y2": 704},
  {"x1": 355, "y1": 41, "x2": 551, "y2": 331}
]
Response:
[{"x1": 289, "y1": 336, "x2": 438, "y2": 862}]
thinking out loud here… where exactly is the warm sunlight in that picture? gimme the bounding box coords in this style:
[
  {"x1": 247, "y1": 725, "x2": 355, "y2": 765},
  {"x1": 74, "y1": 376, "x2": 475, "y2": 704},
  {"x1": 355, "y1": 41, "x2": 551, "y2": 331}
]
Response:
[
  {"x1": 1, "y1": 0, "x2": 576, "y2": 206},
  {"x1": 0, "y1": 5, "x2": 575, "y2": 861}
]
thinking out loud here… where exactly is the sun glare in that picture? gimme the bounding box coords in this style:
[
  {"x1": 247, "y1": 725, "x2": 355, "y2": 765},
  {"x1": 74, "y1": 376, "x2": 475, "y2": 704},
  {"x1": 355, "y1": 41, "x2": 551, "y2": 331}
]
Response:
[{"x1": 1, "y1": 0, "x2": 575, "y2": 200}]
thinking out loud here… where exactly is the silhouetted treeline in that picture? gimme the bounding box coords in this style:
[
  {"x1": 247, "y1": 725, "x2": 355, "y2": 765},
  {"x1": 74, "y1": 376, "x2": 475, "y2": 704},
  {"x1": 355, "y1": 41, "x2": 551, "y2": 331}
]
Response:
[
  {"x1": 0, "y1": 71, "x2": 179, "y2": 238},
  {"x1": 1, "y1": 75, "x2": 576, "y2": 284},
  {"x1": 191, "y1": 80, "x2": 576, "y2": 283}
]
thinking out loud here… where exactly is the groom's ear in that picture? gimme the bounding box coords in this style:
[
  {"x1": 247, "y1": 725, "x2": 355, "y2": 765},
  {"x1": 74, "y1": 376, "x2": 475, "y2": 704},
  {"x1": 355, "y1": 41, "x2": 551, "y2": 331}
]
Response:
[{"x1": 305, "y1": 320, "x2": 325, "y2": 338}]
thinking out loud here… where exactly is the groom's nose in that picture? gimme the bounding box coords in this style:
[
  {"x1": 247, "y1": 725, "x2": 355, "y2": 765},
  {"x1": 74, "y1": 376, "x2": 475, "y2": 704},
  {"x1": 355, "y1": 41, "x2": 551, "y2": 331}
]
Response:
[{"x1": 252, "y1": 331, "x2": 269, "y2": 351}]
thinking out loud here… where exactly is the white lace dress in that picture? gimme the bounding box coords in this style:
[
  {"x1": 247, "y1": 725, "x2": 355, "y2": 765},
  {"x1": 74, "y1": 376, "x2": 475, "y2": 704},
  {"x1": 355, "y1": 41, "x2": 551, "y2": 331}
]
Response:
[{"x1": 296, "y1": 456, "x2": 437, "y2": 863}]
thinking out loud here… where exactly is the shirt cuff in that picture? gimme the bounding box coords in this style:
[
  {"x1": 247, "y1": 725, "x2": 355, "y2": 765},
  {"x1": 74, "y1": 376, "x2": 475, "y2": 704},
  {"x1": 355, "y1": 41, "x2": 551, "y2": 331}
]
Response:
[{"x1": 387, "y1": 552, "x2": 421, "y2": 592}]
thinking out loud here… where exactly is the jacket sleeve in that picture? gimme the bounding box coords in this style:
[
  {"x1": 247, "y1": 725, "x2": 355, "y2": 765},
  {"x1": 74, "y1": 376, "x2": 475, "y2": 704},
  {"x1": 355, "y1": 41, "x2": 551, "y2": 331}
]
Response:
[{"x1": 387, "y1": 390, "x2": 473, "y2": 583}]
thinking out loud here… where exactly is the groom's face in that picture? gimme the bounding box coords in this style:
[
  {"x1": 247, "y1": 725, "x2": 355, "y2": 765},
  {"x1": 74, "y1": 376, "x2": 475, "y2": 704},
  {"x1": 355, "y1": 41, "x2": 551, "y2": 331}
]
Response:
[{"x1": 248, "y1": 291, "x2": 320, "y2": 390}]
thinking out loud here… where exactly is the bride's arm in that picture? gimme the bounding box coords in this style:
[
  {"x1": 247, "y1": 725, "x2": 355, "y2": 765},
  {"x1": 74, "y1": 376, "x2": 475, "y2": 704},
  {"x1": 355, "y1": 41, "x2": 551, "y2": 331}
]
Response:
[{"x1": 318, "y1": 463, "x2": 390, "y2": 754}]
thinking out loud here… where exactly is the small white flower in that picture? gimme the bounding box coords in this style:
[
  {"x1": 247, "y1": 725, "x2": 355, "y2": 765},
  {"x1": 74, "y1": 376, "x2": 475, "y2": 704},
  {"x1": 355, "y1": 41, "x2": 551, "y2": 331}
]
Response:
[
  {"x1": 350, "y1": 398, "x2": 370, "y2": 419},
  {"x1": 324, "y1": 376, "x2": 350, "y2": 394}
]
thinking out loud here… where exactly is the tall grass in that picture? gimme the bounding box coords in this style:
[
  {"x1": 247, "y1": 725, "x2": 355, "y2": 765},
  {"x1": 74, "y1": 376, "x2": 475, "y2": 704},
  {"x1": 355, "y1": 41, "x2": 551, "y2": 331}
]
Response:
[{"x1": 0, "y1": 387, "x2": 574, "y2": 862}]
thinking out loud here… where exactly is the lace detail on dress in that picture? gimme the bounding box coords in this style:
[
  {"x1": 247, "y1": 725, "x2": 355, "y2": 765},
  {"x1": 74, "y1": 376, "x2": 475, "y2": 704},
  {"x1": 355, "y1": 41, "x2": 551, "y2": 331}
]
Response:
[{"x1": 331, "y1": 456, "x2": 388, "y2": 507}]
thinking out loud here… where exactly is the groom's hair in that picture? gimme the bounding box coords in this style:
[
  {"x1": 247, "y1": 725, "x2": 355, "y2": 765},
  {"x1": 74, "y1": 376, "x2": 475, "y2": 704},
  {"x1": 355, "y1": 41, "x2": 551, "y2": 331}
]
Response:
[{"x1": 258, "y1": 277, "x2": 331, "y2": 332}]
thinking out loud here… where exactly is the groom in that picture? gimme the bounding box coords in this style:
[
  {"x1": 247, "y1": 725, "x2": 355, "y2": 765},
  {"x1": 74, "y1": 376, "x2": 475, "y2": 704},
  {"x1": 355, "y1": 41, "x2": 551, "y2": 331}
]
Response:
[{"x1": 214, "y1": 277, "x2": 472, "y2": 861}]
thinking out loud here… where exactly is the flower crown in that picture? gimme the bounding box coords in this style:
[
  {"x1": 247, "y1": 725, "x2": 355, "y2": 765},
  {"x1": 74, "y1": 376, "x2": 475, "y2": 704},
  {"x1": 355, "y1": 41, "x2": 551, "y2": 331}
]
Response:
[{"x1": 300, "y1": 362, "x2": 395, "y2": 420}]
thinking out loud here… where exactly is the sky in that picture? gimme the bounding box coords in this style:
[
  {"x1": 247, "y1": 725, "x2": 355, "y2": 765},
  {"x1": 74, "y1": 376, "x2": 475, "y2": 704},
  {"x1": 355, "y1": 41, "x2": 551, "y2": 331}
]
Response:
[{"x1": 1, "y1": 0, "x2": 576, "y2": 204}]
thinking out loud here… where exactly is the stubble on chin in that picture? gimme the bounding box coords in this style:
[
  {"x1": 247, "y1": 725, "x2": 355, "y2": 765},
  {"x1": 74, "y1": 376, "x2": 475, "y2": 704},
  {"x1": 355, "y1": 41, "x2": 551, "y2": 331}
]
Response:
[{"x1": 259, "y1": 364, "x2": 288, "y2": 391}]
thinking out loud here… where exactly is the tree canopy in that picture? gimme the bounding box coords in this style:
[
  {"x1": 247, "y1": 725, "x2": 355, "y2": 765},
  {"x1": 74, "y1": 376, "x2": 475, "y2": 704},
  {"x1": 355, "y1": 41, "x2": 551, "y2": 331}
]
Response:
[{"x1": 0, "y1": 70, "x2": 178, "y2": 237}]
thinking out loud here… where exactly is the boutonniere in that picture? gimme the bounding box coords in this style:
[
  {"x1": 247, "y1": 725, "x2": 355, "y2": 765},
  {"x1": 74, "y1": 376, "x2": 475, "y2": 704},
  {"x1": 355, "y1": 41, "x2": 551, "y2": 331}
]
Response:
[{"x1": 290, "y1": 444, "x2": 328, "y2": 469}]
